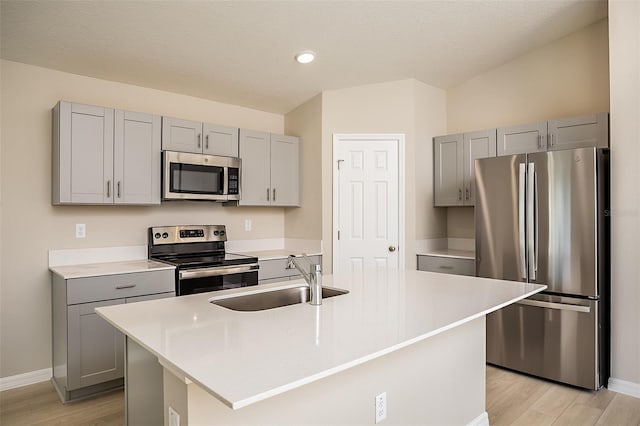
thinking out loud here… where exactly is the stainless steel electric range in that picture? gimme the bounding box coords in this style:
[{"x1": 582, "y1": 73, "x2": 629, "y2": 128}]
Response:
[{"x1": 148, "y1": 225, "x2": 259, "y2": 296}]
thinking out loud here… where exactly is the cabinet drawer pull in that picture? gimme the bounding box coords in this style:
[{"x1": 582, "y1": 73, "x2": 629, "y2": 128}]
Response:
[
  {"x1": 106, "y1": 180, "x2": 111, "y2": 198},
  {"x1": 197, "y1": 134, "x2": 201, "y2": 148},
  {"x1": 273, "y1": 188, "x2": 276, "y2": 202},
  {"x1": 117, "y1": 181, "x2": 121, "y2": 198},
  {"x1": 206, "y1": 134, "x2": 209, "y2": 150},
  {"x1": 438, "y1": 265, "x2": 454, "y2": 270},
  {"x1": 458, "y1": 188, "x2": 462, "y2": 201},
  {"x1": 267, "y1": 188, "x2": 270, "y2": 201},
  {"x1": 115, "y1": 283, "x2": 136, "y2": 290}
]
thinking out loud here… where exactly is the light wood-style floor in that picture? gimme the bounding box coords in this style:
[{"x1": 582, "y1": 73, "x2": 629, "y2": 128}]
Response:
[{"x1": 1, "y1": 367, "x2": 640, "y2": 425}]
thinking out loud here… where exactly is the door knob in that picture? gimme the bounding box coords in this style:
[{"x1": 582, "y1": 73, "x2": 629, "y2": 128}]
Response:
[{"x1": 388, "y1": 246, "x2": 396, "y2": 252}]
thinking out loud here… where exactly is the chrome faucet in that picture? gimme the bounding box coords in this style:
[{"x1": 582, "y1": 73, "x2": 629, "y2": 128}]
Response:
[{"x1": 287, "y1": 254, "x2": 322, "y2": 305}]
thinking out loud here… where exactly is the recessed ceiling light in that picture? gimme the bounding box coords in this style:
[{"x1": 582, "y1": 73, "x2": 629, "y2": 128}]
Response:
[{"x1": 295, "y1": 51, "x2": 316, "y2": 64}]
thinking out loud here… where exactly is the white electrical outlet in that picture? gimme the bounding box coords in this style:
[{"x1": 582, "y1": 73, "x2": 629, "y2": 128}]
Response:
[
  {"x1": 245, "y1": 219, "x2": 252, "y2": 231},
  {"x1": 168, "y1": 406, "x2": 180, "y2": 426},
  {"x1": 375, "y1": 392, "x2": 387, "y2": 423},
  {"x1": 75, "y1": 224, "x2": 86, "y2": 239}
]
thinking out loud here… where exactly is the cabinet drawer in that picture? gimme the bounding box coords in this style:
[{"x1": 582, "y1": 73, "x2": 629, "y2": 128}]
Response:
[
  {"x1": 418, "y1": 255, "x2": 475, "y2": 276},
  {"x1": 67, "y1": 270, "x2": 175, "y2": 304}
]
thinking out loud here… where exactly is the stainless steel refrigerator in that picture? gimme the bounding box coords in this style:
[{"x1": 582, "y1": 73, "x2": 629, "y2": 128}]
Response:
[{"x1": 475, "y1": 147, "x2": 609, "y2": 390}]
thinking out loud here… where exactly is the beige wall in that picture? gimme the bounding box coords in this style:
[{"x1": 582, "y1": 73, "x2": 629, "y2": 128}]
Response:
[
  {"x1": 446, "y1": 18, "x2": 610, "y2": 239},
  {"x1": 321, "y1": 79, "x2": 447, "y2": 272},
  {"x1": 284, "y1": 94, "x2": 323, "y2": 240},
  {"x1": 0, "y1": 60, "x2": 286, "y2": 377},
  {"x1": 608, "y1": 0, "x2": 640, "y2": 388}
]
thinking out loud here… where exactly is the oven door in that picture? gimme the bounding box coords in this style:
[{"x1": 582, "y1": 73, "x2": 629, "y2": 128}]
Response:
[
  {"x1": 177, "y1": 264, "x2": 259, "y2": 296},
  {"x1": 162, "y1": 151, "x2": 228, "y2": 201}
]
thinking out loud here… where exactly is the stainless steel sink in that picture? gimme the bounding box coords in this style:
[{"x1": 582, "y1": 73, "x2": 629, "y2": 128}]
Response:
[{"x1": 210, "y1": 286, "x2": 349, "y2": 311}]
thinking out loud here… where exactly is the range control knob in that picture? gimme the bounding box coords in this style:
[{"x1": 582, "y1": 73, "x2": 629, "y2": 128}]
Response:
[
  {"x1": 219, "y1": 230, "x2": 225, "y2": 236},
  {"x1": 162, "y1": 232, "x2": 169, "y2": 238},
  {"x1": 154, "y1": 233, "x2": 161, "y2": 239},
  {"x1": 213, "y1": 230, "x2": 220, "y2": 236}
]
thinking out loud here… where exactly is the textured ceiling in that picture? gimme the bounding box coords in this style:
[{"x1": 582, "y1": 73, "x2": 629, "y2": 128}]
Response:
[{"x1": 0, "y1": 0, "x2": 608, "y2": 114}]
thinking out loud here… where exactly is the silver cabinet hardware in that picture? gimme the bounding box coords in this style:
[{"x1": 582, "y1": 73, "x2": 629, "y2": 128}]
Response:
[
  {"x1": 388, "y1": 245, "x2": 397, "y2": 252},
  {"x1": 267, "y1": 188, "x2": 270, "y2": 201},
  {"x1": 458, "y1": 188, "x2": 462, "y2": 201},
  {"x1": 117, "y1": 181, "x2": 121, "y2": 198},
  {"x1": 197, "y1": 134, "x2": 201, "y2": 148},
  {"x1": 273, "y1": 188, "x2": 276, "y2": 202},
  {"x1": 115, "y1": 283, "x2": 136, "y2": 290},
  {"x1": 106, "y1": 180, "x2": 111, "y2": 198},
  {"x1": 206, "y1": 134, "x2": 209, "y2": 150}
]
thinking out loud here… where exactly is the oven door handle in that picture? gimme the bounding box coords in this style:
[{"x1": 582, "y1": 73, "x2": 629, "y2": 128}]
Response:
[{"x1": 179, "y1": 263, "x2": 259, "y2": 280}]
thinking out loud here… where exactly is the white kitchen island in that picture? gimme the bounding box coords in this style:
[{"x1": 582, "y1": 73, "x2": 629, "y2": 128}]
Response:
[{"x1": 96, "y1": 269, "x2": 545, "y2": 426}]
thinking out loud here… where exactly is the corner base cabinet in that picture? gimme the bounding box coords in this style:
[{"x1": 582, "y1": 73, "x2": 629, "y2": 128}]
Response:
[{"x1": 51, "y1": 268, "x2": 174, "y2": 402}]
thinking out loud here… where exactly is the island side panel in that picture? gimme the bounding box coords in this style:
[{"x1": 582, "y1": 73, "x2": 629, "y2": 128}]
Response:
[
  {"x1": 126, "y1": 338, "x2": 165, "y2": 426},
  {"x1": 166, "y1": 317, "x2": 487, "y2": 425}
]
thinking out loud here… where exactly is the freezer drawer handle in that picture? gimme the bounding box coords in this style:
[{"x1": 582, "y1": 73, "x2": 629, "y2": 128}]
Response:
[{"x1": 516, "y1": 299, "x2": 591, "y2": 313}]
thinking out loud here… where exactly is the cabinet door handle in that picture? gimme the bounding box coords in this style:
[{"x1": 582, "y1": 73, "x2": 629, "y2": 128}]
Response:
[
  {"x1": 106, "y1": 180, "x2": 111, "y2": 198},
  {"x1": 206, "y1": 134, "x2": 209, "y2": 150},
  {"x1": 549, "y1": 133, "x2": 554, "y2": 147},
  {"x1": 197, "y1": 134, "x2": 201, "y2": 149},
  {"x1": 117, "y1": 181, "x2": 121, "y2": 198},
  {"x1": 273, "y1": 188, "x2": 276, "y2": 202},
  {"x1": 465, "y1": 187, "x2": 470, "y2": 201},
  {"x1": 439, "y1": 265, "x2": 454, "y2": 270},
  {"x1": 458, "y1": 188, "x2": 462, "y2": 201},
  {"x1": 267, "y1": 188, "x2": 270, "y2": 201},
  {"x1": 115, "y1": 283, "x2": 136, "y2": 290}
]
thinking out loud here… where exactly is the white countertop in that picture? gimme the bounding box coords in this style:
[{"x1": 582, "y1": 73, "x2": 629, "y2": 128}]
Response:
[
  {"x1": 417, "y1": 249, "x2": 475, "y2": 260},
  {"x1": 96, "y1": 269, "x2": 545, "y2": 409},
  {"x1": 49, "y1": 259, "x2": 175, "y2": 279}
]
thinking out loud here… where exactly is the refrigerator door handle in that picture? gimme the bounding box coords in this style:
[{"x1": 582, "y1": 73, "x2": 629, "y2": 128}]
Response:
[
  {"x1": 516, "y1": 299, "x2": 591, "y2": 313},
  {"x1": 519, "y1": 163, "x2": 527, "y2": 280},
  {"x1": 527, "y1": 162, "x2": 537, "y2": 281}
]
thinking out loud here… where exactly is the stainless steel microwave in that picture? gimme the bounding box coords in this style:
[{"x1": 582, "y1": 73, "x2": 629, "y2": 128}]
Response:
[{"x1": 162, "y1": 151, "x2": 240, "y2": 201}]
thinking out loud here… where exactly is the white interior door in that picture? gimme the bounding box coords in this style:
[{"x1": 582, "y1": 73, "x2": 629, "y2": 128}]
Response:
[{"x1": 333, "y1": 135, "x2": 403, "y2": 273}]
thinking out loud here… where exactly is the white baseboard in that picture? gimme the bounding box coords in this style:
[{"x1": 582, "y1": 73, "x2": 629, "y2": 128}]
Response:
[
  {"x1": 0, "y1": 368, "x2": 51, "y2": 392},
  {"x1": 467, "y1": 411, "x2": 489, "y2": 426},
  {"x1": 608, "y1": 377, "x2": 640, "y2": 398}
]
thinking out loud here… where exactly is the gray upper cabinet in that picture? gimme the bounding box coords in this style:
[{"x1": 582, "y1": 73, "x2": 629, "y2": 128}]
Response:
[
  {"x1": 497, "y1": 121, "x2": 547, "y2": 156},
  {"x1": 239, "y1": 129, "x2": 300, "y2": 207},
  {"x1": 434, "y1": 134, "x2": 463, "y2": 206},
  {"x1": 434, "y1": 130, "x2": 496, "y2": 206},
  {"x1": 53, "y1": 102, "x2": 114, "y2": 204},
  {"x1": 463, "y1": 129, "x2": 497, "y2": 205},
  {"x1": 548, "y1": 112, "x2": 609, "y2": 151},
  {"x1": 53, "y1": 101, "x2": 161, "y2": 205},
  {"x1": 497, "y1": 113, "x2": 609, "y2": 156},
  {"x1": 162, "y1": 117, "x2": 238, "y2": 157},
  {"x1": 270, "y1": 134, "x2": 300, "y2": 207},
  {"x1": 114, "y1": 110, "x2": 161, "y2": 204}
]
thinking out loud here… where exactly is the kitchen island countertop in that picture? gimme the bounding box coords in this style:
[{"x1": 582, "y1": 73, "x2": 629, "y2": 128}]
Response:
[{"x1": 96, "y1": 269, "x2": 545, "y2": 410}]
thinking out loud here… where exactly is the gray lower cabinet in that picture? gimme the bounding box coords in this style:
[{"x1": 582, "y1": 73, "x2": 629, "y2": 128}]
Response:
[
  {"x1": 259, "y1": 255, "x2": 322, "y2": 284},
  {"x1": 52, "y1": 269, "x2": 174, "y2": 402},
  {"x1": 417, "y1": 255, "x2": 474, "y2": 276}
]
